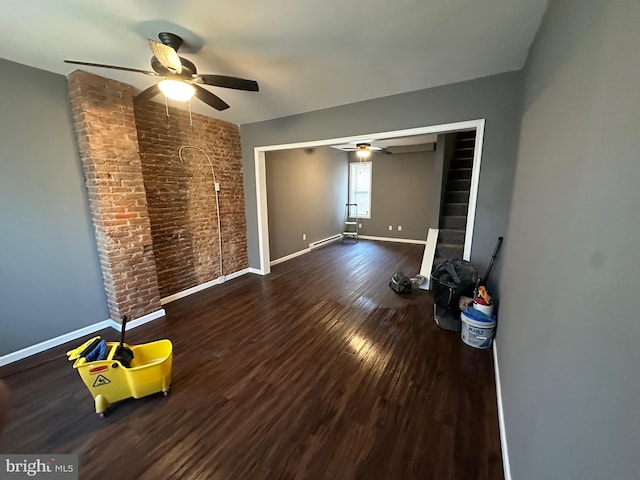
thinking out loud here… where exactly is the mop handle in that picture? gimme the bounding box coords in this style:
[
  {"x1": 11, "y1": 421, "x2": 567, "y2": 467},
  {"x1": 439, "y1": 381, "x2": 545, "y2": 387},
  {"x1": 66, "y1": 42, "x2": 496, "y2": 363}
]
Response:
[{"x1": 119, "y1": 315, "x2": 128, "y2": 348}]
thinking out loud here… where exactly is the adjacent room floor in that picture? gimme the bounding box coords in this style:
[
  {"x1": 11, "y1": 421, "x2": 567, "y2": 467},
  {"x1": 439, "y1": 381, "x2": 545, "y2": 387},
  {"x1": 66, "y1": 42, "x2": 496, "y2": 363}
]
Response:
[{"x1": 0, "y1": 240, "x2": 503, "y2": 479}]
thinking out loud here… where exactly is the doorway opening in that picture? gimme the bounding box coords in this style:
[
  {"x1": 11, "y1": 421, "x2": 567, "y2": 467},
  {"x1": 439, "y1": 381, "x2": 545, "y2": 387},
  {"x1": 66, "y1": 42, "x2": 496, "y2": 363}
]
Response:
[{"x1": 253, "y1": 119, "x2": 485, "y2": 274}]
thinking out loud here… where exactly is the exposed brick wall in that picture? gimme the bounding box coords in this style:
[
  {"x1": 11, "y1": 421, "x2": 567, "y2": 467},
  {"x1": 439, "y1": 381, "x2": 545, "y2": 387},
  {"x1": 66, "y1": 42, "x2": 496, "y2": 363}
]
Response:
[
  {"x1": 67, "y1": 70, "x2": 162, "y2": 322},
  {"x1": 134, "y1": 100, "x2": 248, "y2": 298}
]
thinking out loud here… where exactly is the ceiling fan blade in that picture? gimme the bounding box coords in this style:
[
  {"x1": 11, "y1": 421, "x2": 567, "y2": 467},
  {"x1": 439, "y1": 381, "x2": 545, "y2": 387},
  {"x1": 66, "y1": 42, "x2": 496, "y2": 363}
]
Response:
[
  {"x1": 64, "y1": 60, "x2": 158, "y2": 76},
  {"x1": 148, "y1": 39, "x2": 182, "y2": 74},
  {"x1": 193, "y1": 84, "x2": 230, "y2": 111},
  {"x1": 136, "y1": 83, "x2": 161, "y2": 102},
  {"x1": 196, "y1": 74, "x2": 259, "y2": 92}
]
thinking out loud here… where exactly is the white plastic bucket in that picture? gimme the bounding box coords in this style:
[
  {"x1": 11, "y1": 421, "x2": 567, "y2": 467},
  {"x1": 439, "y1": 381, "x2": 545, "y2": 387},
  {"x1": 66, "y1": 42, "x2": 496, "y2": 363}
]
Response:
[{"x1": 461, "y1": 310, "x2": 496, "y2": 349}]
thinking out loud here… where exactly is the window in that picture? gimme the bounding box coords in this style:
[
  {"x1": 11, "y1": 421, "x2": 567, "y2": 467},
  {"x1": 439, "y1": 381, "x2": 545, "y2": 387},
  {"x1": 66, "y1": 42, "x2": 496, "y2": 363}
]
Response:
[{"x1": 349, "y1": 161, "x2": 372, "y2": 218}]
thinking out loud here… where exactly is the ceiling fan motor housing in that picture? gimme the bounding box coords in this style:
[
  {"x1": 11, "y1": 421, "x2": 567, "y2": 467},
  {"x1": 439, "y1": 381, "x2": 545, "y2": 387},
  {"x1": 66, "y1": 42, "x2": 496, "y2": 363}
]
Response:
[{"x1": 158, "y1": 32, "x2": 183, "y2": 51}]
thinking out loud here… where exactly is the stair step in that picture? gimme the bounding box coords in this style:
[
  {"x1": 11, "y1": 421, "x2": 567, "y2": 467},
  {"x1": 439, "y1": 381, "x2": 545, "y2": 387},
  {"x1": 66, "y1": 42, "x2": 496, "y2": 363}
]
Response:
[
  {"x1": 443, "y1": 203, "x2": 468, "y2": 216},
  {"x1": 451, "y1": 158, "x2": 473, "y2": 169},
  {"x1": 432, "y1": 257, "x2": 448, "y2": 269},
  {"x1": 435, "y1": 243, "x2": 464, "y2": 260},
  {"x1": 448, "y1": 178, "x2": 472, "y2": 190},
  {"x1": 456, "y1": 131, "x2": 476, "y2": 141},
  {"x1": 455, "y1": 151, "x2": 474, "y2": 156},
  {"x1": 445, "y1": 191, "x2": 470, "y2": 204},
  {"x1": 438, "y1": 228, "x2": 466, "y2": 244},
  {"x1": 440, "y1": 215, "x2": 467, "y2": 229},
  {"x1": 448, "y1": 168, "x2": 473, "y2": 180},
  {"x1": 437, "y1": 242, "x2": 464, "y2": 247}
]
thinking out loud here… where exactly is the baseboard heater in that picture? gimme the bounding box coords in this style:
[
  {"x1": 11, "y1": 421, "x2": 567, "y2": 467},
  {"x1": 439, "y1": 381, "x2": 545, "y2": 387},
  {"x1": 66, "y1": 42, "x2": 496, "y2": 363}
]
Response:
[{"x1": 309, "y1": 234, "x2": 342, "y2": 250}]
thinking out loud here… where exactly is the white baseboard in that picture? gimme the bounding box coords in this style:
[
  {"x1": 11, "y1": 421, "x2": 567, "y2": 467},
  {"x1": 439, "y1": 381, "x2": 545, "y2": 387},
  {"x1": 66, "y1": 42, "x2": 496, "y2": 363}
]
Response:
[
  {"x1": 124, "y1": 309, "x2": 166, "y2": 330},
  {"x1": 161, "y1": 268, "x2": 253, "y2": 305},
  {"x1": 226, "y1": 268, "x2": 250, "y2": 280},
  {"x1": 359, "y1": 235, "x2": 427, "y2": 245},
  {"x1": 247, "y1": 267, "x2": 266, "y2": 275},
  {"x1": 0, "y1": 319, "x2": 114, "y2": 367},
  {"x1": 161, "y1": 278, "x2": 220, "y2": 305},
  {"x1": 0, "y1": 308, "x2": 167, "y2": 367},
  {"x1": 270, "y1": 248, "x2": 310, "y2": 266},
  {"x1": 493, "y1": 340, "x2": 512, "y2": 480},
  {"x1": 270, "y1": 234, "x2": 344, "y2": 267}
]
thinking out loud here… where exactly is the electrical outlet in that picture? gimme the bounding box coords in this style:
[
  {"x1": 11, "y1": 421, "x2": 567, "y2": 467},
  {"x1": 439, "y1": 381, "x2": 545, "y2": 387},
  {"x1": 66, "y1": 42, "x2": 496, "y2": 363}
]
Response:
[
  {"x1": 388, "y1": 225, "x2": 393, "y2": 231},
  {"x1": 398, "y1": 226, "x2": 402, "y2": 231},
  {"x1": 302, "y1": 233, "x2": 306, "y2": 240},
  {"x1": 358, "y1": 223, "x2": 362, "y2": 228}
]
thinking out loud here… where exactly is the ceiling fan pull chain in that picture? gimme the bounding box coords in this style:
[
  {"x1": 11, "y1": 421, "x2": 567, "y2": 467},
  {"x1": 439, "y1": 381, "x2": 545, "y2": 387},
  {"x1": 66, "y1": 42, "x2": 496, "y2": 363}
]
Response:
[
  {"x1": 188, "y1": 99, "x2": 193, "y2": 127},
  {"x1": 164, "y1": 95, "x2": 169, "y2": 118}
]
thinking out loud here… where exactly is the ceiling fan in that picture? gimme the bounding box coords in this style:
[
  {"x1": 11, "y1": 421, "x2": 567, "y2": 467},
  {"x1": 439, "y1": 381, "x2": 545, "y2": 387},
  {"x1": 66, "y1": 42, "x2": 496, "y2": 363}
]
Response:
[
  {"x1": 336, "y1": 142, "x2": 383, "y2": 159},
  {"x1": 64, "y1": 32, "x2": 259, "y2": 111}
]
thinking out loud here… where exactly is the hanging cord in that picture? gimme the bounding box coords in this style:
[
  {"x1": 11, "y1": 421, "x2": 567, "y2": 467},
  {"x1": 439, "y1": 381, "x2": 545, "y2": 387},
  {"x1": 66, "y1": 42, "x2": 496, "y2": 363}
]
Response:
[{"x1": 178, "y1": 146, "x2": 224, "y2": 279}]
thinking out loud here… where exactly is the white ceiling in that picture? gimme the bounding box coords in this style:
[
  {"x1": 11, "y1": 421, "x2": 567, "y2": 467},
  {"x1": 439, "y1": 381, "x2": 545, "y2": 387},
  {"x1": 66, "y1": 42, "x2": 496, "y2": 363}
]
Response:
[{"x1": 0, "y1": 0, "x2": 547, "y2": 125}]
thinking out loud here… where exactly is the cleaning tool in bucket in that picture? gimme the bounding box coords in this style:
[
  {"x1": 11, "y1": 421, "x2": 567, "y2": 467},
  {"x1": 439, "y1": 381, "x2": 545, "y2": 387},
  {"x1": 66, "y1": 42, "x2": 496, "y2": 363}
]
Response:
[
  {"x1": 113, "y1": 315, "x2": 134, "y2": 368},
  {"x1": 460, "y1": 306, "x2": 496, "y2": 349}
]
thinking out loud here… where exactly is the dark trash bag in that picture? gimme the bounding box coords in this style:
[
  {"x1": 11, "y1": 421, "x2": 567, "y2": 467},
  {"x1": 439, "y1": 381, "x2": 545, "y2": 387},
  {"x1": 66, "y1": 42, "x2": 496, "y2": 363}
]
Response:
[{"x1": 431, "y1": 259, "x2": 478, "y2": 331}]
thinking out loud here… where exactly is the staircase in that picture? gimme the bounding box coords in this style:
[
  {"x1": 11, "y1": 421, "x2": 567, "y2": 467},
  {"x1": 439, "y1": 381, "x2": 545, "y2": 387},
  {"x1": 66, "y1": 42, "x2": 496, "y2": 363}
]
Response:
[{"x1": 433, "y1": 131, "x2": 475, "y2": 267}]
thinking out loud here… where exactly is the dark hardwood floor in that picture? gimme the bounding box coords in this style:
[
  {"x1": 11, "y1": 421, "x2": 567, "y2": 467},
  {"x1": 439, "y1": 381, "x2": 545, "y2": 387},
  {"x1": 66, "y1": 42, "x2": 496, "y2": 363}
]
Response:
[{"x1": 0, "y1": 240, "x2": 503, "y2": 479}]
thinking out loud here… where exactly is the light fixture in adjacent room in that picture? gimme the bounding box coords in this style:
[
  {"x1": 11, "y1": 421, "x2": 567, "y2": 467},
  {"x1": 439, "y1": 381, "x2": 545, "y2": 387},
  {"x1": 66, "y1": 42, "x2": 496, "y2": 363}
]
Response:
[
  {"x1": 158, "y1": 79, "x2": 195, "y2": 101},
  {"x1": 356, "y1": 143, "x2": 373, "y2": 160}
]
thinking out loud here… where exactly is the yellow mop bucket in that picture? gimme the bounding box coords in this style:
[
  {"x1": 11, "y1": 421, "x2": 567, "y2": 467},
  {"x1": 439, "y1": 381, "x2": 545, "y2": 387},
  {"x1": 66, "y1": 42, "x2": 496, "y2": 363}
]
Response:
[{"x1": 67, "y1": 328, "x2": 172, "y2": 416}]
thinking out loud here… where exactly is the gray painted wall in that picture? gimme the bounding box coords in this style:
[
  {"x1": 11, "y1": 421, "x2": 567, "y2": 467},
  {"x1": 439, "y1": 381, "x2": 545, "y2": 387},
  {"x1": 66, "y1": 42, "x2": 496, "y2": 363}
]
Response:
[
  {"x1": 351, "y1": 150, "x2": 434, "y2": 240},
  {"x1": 498, "y1": 1, "x2": 640, "y2": 479},
  {"x1": 266, "y1": 147, "x2": 347, "y2": 260},
  {"x1": 241, "y1": 71, "x2": 523, "y2": 278},
  {"x1": 0, "y1": 59, "x2": 108, "y2": 356}
]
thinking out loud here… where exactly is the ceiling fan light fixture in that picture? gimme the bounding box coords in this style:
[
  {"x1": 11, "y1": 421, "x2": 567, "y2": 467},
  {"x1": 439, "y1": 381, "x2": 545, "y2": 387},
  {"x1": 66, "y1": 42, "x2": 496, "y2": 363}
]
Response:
[
  {"x1": 158, "y1": 79, "x2": 195, "y2": 101},
  {"x1": 356, "y1": 143, "x2": 372, "y2": 159}
]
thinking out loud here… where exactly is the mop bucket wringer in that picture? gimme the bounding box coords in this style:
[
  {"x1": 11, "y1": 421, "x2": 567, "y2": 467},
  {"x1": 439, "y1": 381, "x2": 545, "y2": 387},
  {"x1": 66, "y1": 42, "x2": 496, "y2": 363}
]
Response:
[{"x1": 67, "y1": 329, "x2": 173, "y2": 416}]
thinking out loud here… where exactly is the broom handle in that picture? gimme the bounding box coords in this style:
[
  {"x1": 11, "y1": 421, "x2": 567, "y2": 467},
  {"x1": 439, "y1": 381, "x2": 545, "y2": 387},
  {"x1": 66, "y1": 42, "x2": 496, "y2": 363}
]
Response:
[{"x1": 483, "y1": 236, "x2": 504, "y2": 286}]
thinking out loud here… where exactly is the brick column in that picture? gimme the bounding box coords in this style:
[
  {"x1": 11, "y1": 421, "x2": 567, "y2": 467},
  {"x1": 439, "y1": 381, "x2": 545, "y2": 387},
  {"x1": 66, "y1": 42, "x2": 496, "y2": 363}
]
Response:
[{"x1": 67, "y1": 70, "x2": 162, "y2": 322}]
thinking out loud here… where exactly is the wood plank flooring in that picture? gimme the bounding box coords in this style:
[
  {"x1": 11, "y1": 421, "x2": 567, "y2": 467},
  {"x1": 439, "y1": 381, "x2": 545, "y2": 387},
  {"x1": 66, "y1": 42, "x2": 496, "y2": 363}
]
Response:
[{"x1": 0, "y1": 240, "x2": 503, "y2": 479}]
